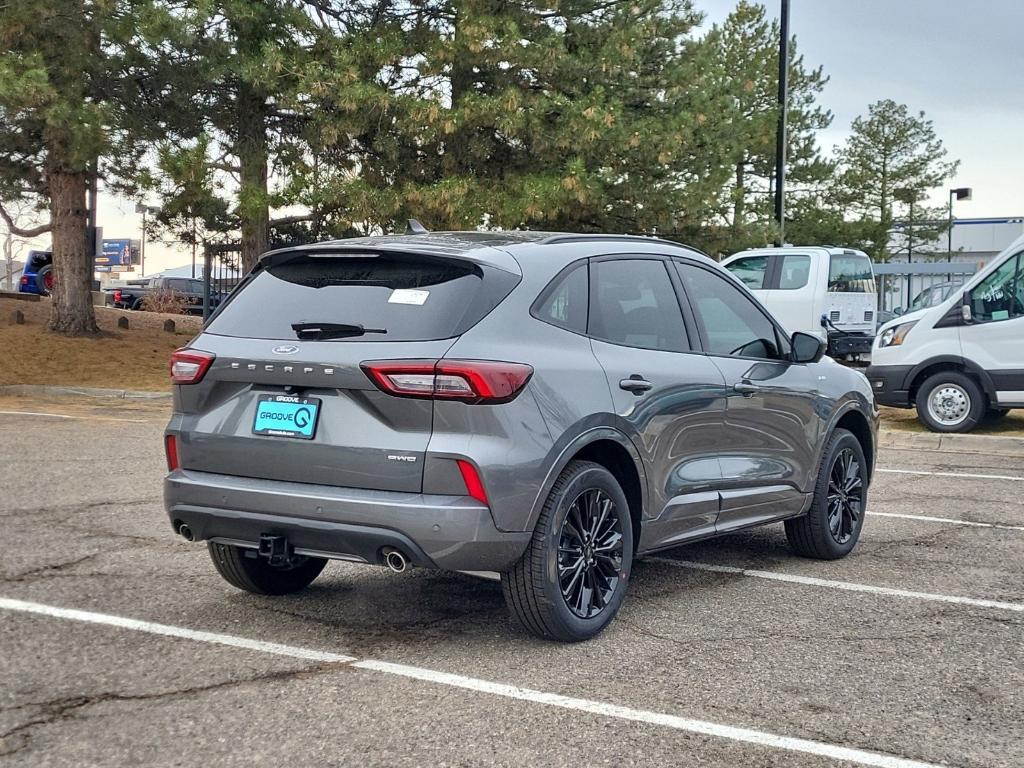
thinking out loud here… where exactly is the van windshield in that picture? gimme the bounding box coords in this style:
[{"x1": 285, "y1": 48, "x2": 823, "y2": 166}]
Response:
[{"x1": 828, "y1": 254, "x2": 875, "y2": 293}]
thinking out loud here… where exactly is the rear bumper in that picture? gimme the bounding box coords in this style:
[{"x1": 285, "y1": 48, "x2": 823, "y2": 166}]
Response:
[
  {"x1": 864, "y1": 364, "x2": 914, "y2": 408},
  {"x1": 164, "y1": 469, "x2": 531, "y2": 572}
]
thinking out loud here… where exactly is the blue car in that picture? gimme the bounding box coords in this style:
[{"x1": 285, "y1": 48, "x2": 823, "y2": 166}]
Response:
[{"x1": 19, "y1": 250, "x2": 54, "y2": 296}]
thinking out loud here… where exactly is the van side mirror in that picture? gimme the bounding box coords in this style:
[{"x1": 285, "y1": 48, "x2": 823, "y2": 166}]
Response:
[
  {"x1": 791, "y1": 332, "x2": 826, "y2": 364},
  {"x1": 961, "y1": 299, "x2": 972, "y2": 323}
]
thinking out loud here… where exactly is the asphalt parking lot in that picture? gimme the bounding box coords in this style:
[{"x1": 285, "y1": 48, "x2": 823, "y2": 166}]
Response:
[{"x1": 1, "y1": 398, "x2": 1022, "y2": 768}]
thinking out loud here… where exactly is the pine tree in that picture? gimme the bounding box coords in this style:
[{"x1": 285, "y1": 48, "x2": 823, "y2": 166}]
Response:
[
  {"x1": 703, "y1": 0, "x2": 833, "y2": 253},
  {"x1": 293, "y1": 0, "x2": 734, "y2": 236},
  {"x1": 836, "y1": 99, "x2": 958, "y2": 261}
]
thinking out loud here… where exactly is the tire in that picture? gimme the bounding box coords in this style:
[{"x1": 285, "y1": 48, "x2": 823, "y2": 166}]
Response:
[
  {"x1": 502, "y1": 460, "x2": 633, "y2": 642},
  {"x1": 132, "y1": 298, "x2": 145, "y2": 311},
  {"x1": 207, "y1": 542, "x2": 326, "y2": 596},
  {"x1": 35, "y1": 265, "x2": 53, "y2": 296},
  {"x1": 915, "y1": 371, "x2": 985, "y2": 433},
  {"x1": 785, "y1": 428, "x2": 868, "y2": 560}
]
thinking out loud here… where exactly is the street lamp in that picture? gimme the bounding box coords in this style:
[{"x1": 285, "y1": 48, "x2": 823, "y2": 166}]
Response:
[
  {"x1": 134, "y1": 202, "x2": 159, "y2": 276},
  {"x1": 895, "y1": 188, "x2": 919, "y2": 309},
  {"x1": 947, "y1": 187, "x2": 972, "y2": 264}
]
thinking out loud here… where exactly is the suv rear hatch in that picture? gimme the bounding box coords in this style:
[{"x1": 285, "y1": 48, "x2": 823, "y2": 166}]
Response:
[{"x1": 174, "y1": 248, "x2": 519, "y2": 493}]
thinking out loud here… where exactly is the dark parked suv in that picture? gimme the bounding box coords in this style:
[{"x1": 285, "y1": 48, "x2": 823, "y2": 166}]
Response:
[{"x1": 165, "y1": 231, "x2": 877, "y2": 641}]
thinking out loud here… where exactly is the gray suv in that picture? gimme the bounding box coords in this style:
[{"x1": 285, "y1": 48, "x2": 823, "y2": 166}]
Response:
[{"x1": 164, "y1": 231, "x2": 877, "y2": 642}]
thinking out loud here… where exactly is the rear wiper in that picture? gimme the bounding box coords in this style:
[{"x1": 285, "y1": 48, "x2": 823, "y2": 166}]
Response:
[{"x1": 291, "y1": 322, "x2": 387, "y2": 340}]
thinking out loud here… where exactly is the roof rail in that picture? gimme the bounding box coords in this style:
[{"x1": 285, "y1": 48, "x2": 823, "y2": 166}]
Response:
[{"x1": 538, "y1": 233, "x2": 704, "y2": 253}]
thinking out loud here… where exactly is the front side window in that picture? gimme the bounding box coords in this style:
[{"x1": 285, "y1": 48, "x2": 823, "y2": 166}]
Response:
[
  {"x1": 968, "y1": 252, "x2": 1022, "y2": 323},
  {"x1": 778, "y1": 255, "x2": 811, "y2": 290},
  {"x1": 533, "y1": 263, "x2": 588, "y2": 333},
  {"x1": 677, "y1": 264, "x2": 784, "y2": 360},
  {"x1": 725, "y1": 255, "x2": 769, "y2": 290},
  {"x1": 589, "y1": 259, "x2": 689, "y2": 352},
  {"x1": 828, "y1": 253, "x2": 875, "y2": 293}
]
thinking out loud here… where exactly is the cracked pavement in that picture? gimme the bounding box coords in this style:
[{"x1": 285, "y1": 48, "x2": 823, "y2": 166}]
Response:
[{"x1": 1, "y1": 401, "x2": 1022, "y2": 767}]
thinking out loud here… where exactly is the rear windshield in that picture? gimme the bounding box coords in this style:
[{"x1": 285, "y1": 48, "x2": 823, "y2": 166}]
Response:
[
  {"x1": 205, "y1": 252, "x2": 519, "y2": 341},
  {"x1": 828, "y1": 253, "x2": 875, "y2": 293}
]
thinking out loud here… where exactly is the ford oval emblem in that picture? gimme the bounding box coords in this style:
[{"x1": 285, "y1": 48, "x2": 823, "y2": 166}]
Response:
[{"x1": 272, "y1": 344, "x2": 299, "y2": 355}]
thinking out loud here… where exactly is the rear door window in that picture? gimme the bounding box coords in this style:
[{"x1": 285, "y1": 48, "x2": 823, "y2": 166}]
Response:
[
  {"x1": 778, "y1": 255, "x2": 811, "y2": 289},
  {"x1": 829, "y1": 253, "x2": 875, "y2": 293},
  {"x1": 589, "y1": 259, "x2": 689, "y2": 352},
  {"x1": 205, "y1": 253, "x2": 518, "y2": 341}
]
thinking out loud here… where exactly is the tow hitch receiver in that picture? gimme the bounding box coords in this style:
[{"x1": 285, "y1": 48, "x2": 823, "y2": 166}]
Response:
[{"x1": 258, "y1": 534, "x2": 292, "y2": 567}]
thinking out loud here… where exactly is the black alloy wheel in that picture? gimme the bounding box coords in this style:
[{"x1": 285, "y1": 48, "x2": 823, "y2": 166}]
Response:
[{"x1": 558, "y1": 488, "x2": 625, "y2": 619}]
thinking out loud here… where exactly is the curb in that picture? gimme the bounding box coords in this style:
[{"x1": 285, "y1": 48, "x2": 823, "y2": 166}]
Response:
[
  {"x1": 879, "y1": 427, "x2": 1024, "y2": 457},
  {"x1": 0, "y1": 384, "x2": 171, "y2": 400}
]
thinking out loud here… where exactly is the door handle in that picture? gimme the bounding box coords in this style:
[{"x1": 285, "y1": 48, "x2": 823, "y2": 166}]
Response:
[
  {"x1": 733, "y1": 381, "x2": 761, "y2": 396},
  {"x1": 619, "y1": 376, "x2": 653, "y2": 394}
]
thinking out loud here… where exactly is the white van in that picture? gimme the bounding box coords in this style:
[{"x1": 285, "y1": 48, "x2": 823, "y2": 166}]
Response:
[
  {"x1": 867, "y1": 233, "x2": 1024, "y2": 432},
  {"x1": 721, "y1": 246, "x2": 877, "y2": 359}
]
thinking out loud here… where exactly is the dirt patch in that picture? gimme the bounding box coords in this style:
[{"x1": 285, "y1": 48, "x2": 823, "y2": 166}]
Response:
[
  {"x1": 880, "y1": 405, "x2": 1024, "y2": 437},
  {"x1": 0, "y1": 297, "x2": 202, "y2": 392}
]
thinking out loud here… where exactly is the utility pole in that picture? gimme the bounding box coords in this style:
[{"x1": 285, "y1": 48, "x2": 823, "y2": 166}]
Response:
[{"x1": 773, "y1": 0, "x2": 790, "y2": 245}]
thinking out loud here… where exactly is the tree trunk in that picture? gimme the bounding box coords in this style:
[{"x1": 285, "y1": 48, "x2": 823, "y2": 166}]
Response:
[
  {"x1": 237, "y1": 82, "x2": 269, "y2": 273},
  {"x1": 47, "y1": 166, "x2": 99, "y2": 336},
  {"x1": 732, "y1": 161, "x2": 746, "y2": 235}
]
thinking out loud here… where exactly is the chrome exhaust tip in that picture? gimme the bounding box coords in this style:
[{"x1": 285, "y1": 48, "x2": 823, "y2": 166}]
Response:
[
  {"x1": 178, "y1": 523, "x2": 195, "y2": 542},
  {"x1": 382, "y1": 548, "x2": 409, "y2": 573}
]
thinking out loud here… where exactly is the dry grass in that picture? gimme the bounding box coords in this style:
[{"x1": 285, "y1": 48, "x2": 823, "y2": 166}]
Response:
[
  {"x1": 880, "y1": 405, "x2": 1024, "y2": 437},
  {"x1": 0, "y1": 296, "x2": 202, "y2": 392}
]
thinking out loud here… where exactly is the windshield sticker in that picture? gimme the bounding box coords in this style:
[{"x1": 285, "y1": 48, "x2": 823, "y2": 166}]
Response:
[{"x1": 389, "y1": 289, "x2": 430, "y2": 305}]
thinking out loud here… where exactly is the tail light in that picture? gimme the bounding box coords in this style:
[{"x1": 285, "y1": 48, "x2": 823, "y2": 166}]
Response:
[
  {"x1": 164, "y1": 434, "x2": 179, "y2": 471},
  {"x1": 19, "y1": 276, "x2": 28, "y2": 286},
  {"x1": 361, "y1": 360, "x2": 533, "y2": 404},
  {"x1": 170, "y1": 349, "x2": 215, "y2": 384},
  {"x1": 456, "y1": 459, "x2": 489, "y2": 505},
  {"x1": 113, "y1": 289, "x2": 122, "y2": 303}
]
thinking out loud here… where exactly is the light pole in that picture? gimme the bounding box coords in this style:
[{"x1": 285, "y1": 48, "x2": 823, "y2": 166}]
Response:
[
  {"x1": 895, "y1": 188, "x2": 918, "y2": 309},
  {"x1": 135, "y1": 202, "x2": 159, "y2": 276},
  {"x1": 947, "y1": 187, "x2": 972, "y2": 264},
  {"x1": 773, "y1": 0, "x2": 791, "y2": 245}
]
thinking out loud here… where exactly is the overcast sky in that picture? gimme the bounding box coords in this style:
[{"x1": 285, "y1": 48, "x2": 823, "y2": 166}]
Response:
[
  {"x1": 698, "y1": 0, "x2": 1024, "y2": 216},
  {"x1": 41, "y1": 1, "x2": 1024, "y2": 275}
]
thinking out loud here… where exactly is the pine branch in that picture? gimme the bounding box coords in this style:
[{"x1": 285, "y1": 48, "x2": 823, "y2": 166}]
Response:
[{"x1": 0, "y1": 202, "x2": 51, "y2": 238}]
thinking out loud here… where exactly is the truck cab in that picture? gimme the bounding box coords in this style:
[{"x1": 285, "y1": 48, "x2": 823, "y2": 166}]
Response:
[{"x1": 721, "y1": 246, "x2": 877, "y2": 360}]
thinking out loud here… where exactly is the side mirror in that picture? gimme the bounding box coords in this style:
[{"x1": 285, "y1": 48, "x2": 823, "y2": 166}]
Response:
[
  {"x1": 893, "y1": 307, "x2": 904, "y2": 316},
  {"x1": 961, "y1": 296, "x2": 972, "y2": 323},
  {"x1": 791, "y1": 332, "x2": 826, "y2": 364}
]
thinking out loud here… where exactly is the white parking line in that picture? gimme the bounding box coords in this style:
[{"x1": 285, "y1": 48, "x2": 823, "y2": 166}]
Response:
[
  {"x1": 878, "y1": 468, "x2": 1024, "y2": 482},
  {"x1": 649, "y1": 559, "x2": 1024, "y2": 614},
  {"x1": 868, "y1": 510, "x2": 1024, "y2": 532},
  {"x1": 0, "y1": 410, "x2": 150, "y2": 424},
  {"x1": 0, "y1": 597, "x2": 356, "y2": 663},
  {"x1": 0, "y1": 596, "x2": 948, "y2": 768}
]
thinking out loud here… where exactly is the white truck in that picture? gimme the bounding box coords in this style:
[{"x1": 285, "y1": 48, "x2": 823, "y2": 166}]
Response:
[
  {"x1": 721, "y1": 246, "x2": 878, "y2": 360},
  {"x1": 867, "y1": 233, "x2": 1023, "y2": 432}
]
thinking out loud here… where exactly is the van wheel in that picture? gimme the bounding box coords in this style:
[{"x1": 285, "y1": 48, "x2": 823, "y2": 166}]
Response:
[
  {"x1": 785, "y1": 429, "x2": 867, "y2": 560},
  {"x1": 207, "y1": 542, "x2": 326, "y2": 595},
  {"x1": 502, "y1": 461, "x2": 633, "y2": 642},
  {"x1": 916, "y1": 372, "x2": 985, "y2": 433}
]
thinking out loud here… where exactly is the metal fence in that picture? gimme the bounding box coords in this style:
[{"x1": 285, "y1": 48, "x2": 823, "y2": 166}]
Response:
[
  {"x1": 873, "y1": 261, "x2": 979, "y2": 316},
  {"x1": 201, "y1": 243, "x2": 245, "y2": 320}
]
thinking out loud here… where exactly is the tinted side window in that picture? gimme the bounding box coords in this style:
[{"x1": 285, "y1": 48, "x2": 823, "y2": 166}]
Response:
[
  {"x1": 677, "y1": 264, "x2": 783, "y2": 360},
  {"x1": 725, "y1": 255, "x2": 769, "y2": 290},
  {"x1": 533, "y1": 263, "x2": 588, "y2": 333},
  {"x1": 968, "y1": 252, "x2": 1022, "y2": 322},
  {"x1": 778, "y1": 255, "x2": 810, "y2": 290},
  {"x1": 589, "y1": 259, "x2": 689, "y2": 352}
]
